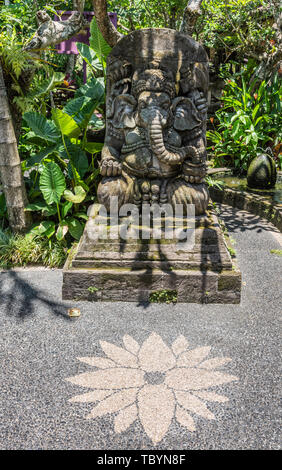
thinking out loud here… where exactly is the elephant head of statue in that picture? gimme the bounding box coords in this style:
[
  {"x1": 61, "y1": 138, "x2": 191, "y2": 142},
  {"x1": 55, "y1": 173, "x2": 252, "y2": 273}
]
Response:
[
  {"x1": 172, "y1": 96, "x2": 202, "y2": 131},
  {"x1": 130, "y1": 68, "x2": 175, "y2": 130},
  {"x1": 107, "y1": 94, "x2": 137, "y2": 129},
  {"x1": 135, "y1": 91, "x2": 172, "y2": 129}
]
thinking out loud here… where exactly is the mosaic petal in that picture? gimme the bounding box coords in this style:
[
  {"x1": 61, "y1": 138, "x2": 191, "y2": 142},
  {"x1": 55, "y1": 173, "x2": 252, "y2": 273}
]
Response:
[
  {"x1": 199, "y1": 357, "x2": 232, "y2": 370},
  {"x1": 138, "y1": 332, "x2": 176, "y2": 372},
  {"x1": 193, "y1": 391, "x2": 229, "y2": 403},
  {"x1": 114, "y1": 404, "x2": 138, "y2": 433},
  {"x1": 175, "y1": 391, "x2": 215, "y2": 419},
  {"x1": 171, "y1": 335, "x2": 189, "y2": 356},
  {"x1": 100, "y1": 340, "x2": 138, "y2": 367},
  {"x1": 77, "y1": 357, "x2": 117, "y2": 368},
  {"x1": 175, "y1": 405, "x2": 196, "y2": 432},
  {"x1": 123, "y1": 335, "x2": 140, "y2": 355},
  {"x1": 165, "y1": 367, "x2": 238, "y2": 390},
  {"x1": 69, "y1": 390, "x2": 113, "y2": 403},
  {"x1": 87, "y1": 388, "x2": 138, "y2": 419},
  {"x1": 177, "y1": 346, "x2": 211, "y2": 367},
  {"x1": 66, "y1": 367, "x2": 144, "y2": 389},
  {"x1": 138, "y1": 384, "x2": 175, "y2": 444}
]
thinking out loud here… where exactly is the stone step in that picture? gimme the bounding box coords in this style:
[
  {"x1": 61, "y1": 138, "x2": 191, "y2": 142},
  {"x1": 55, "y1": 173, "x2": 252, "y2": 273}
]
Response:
[
  {"x1": 62, "y1": 209, "x2": 241, "y2": 304},
  {"x1": 62, "y1": 267, "x2": 241, "y2": 303},
  {"x1": 79, "y1": 229, "x2": 226, "y2": 249},
  {"x1": 74, "y1": 249, "x2": 231, "y2": 263},
  {"x1": 76, "y1": 242, "x2": 229, "y2": 256},
  {"x1": 71, "y1": 256, "x2": 232, "y2": 271}
]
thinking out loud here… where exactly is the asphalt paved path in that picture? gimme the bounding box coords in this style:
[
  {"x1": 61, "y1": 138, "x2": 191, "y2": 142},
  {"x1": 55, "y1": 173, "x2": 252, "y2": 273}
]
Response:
[{"x1": 0, "y1": 205, "x2": 281, "y2": 450}]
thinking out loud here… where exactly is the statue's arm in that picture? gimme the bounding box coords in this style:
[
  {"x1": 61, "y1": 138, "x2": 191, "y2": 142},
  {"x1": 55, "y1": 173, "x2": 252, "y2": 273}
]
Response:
[
  {"x1": 188, "y1": 89, "x2": 208, "y2": 120},
  {"x1": 180, "y1": 90, "x2": 208, "y2": 182},
  {"x1": 100, "y1": 136, "x2": 123, "y2": 176}
]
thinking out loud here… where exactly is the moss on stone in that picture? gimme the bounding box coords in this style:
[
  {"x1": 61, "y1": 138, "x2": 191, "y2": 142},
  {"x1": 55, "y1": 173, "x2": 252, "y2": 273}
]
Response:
[{"x1": 149, "y1": 289, "x2": 178, "y2": 304}]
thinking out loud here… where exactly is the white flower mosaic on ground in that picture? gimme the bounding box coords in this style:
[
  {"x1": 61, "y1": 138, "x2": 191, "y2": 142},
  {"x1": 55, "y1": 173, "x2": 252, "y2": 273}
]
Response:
[{"x1": 66, "y1": 332, "x2": 238, "y2": 444}]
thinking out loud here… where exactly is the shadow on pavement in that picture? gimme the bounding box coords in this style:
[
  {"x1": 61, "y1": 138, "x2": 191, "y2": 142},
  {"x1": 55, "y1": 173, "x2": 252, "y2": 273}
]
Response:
[
  {"x1": 0, "y1": 270, "x2": 72, "y2": 321},
  {"x1": 217, "y1": 204, "x2": 280, "y2": 234}
]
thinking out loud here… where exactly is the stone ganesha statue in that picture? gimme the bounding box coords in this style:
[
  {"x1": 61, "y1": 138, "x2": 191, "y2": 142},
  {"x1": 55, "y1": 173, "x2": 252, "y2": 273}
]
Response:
[{"x1": 98, "y1": 29, "x2": 210, "y2": 215}]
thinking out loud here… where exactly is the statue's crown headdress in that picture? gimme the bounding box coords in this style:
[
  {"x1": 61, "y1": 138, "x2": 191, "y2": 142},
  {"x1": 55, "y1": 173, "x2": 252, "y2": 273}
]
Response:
[{"x1": 131, "y1": 69, "x2": 176, "y2": 98}]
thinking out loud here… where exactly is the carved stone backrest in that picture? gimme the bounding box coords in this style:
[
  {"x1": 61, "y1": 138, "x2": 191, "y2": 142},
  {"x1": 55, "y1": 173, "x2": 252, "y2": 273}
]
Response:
[{"x1": 98, "y1": 29, "x2": 210, "y2": 215}]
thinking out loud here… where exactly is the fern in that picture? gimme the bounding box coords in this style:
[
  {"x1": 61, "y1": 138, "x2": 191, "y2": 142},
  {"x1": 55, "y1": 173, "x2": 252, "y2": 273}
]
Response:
[
  {"x1": 0, "y1": 30, "x2": 31, "y2": 79},
  {"x1": 0, "y1": 28, "x2": 55, "y2": 112}
]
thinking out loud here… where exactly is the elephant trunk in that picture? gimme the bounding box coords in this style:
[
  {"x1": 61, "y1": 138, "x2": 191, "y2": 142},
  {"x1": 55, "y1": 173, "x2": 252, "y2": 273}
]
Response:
[{"x1": 149, "y1": 115, "x2": 185, "y2": 165}]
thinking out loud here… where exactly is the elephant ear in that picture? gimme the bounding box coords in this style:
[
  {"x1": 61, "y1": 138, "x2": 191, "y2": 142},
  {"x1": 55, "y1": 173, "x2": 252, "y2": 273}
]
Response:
[
  {"x1": 110, "y1": 94, "x2": 137, "y2": 129},
  {"x1": 172, "y1": 97, "x2": 202, "y2": 131}
]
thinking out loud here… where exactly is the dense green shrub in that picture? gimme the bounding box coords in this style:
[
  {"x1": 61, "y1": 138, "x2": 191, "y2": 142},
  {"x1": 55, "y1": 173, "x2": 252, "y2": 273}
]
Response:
[
  {"x1": 207, "y1": 71, "x2": 281, "y2": 171},
  {"x1": 0, "y1": 228, "x2": 67, "y2": 268}
]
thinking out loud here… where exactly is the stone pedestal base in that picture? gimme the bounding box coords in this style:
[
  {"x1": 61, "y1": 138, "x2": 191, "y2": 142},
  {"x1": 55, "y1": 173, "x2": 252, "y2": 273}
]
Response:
[{"x1": 62, "y1": 206, "x2": 241, "y2": 303}]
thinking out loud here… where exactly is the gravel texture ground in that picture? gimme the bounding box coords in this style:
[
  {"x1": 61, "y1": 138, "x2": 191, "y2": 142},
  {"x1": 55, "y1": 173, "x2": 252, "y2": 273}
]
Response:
[{"x1": 0, "y1": 205, "x2": 281, "y2": 450}]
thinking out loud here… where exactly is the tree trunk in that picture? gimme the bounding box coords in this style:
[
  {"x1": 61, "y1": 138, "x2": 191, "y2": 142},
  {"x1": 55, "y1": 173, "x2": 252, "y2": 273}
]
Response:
[
  {"x1": 180, "y1": 0, "x2": 204, "y2": 35},
  {"x1": 0, "y1": 64, "x2": 32, "y2": 233},
  {"x1": 4, "y1": 65, "x2": 35, "y2": 143},
  {"x1": 24, "y1": 9, "x2": 88, "y2": 52},
  {"x1": 92, "y1": 0, "x2": 122, "y2": 47}
]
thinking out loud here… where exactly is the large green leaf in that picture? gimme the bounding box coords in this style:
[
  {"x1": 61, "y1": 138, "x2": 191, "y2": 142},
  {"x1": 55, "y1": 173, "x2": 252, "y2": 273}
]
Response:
[
  {"x1": 28, "y1": 72, "x2": 65, "y2": 99},
  {"x1": 75, "y1": 77, "x2": 105, "y2": 100},
  {"x1": 63, "y1": 95, "x2": 102, "y2": 130},
  {"x1": 67, "y1": 217, "x2": 84, "y2": 240},
  {"x1": 25, "y1": 201, "x2": 49, "y2": 212},
  {"x1": 39, "y1": 161, "x2": 66, "y2": 205},
  {"x1": 42, "y1": 205, "x2": 57, "y2": 217},
  {"x1": 56, "y1": 222, "x2": 69, "y2": 241},
  {"x1": 24, "y1": 131, "x2": 52, "y2": 147},
  {"x1": 64, "y1": 186, "x2": 86, "y2": 204},
  {"x1": 67, "y1": 163, "x2": 89, "y2": 192},
  {"x1": 63, "y1": 96, "x2": 93, "y2": 129},
  {"x1": 89, "y1": 17, "x2": 112, "y2": 60},
  {"x1": 74, "y1": 99, "x2": 97, "y2": 130},
  {"x1": 23, "y1": 112, "x2": 60, "y2": 143},
  {"x1": 77, "y1": 42, "x2": 96, "y2": 64},
  {"x1": 89, "y1": 113, "x2": 104, "y2": 129},
  {"x1": 28, "y1": 221, "x2": 56, "y2": 239},
  {"x1": 58, "y1": 138, "x2": 89, "y2": 177},
  {"x1": 52, "y1": 108, "x2": 81, "y2": 138},
  {"x1": 83, "y1": 142, "x2": 103, "y2": 154},
  {"x1": 72, "y1": 78, "x2": 105, "y2": 128},
  {"x1": 76, "y1": 43, "x2": 103, "y2": 72},
  {"x1": 61, "y1": 201, "x2": 73, "y2": 219},
  {"x1": 63, "y1": 96, "x2": 86, "y2": 117},
  {"x1": 27, "y1": 144, "x2": 58, "y2": 167}
]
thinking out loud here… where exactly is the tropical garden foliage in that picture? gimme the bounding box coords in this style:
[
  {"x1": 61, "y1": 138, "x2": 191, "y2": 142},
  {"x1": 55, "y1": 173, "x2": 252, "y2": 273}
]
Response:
[{"x1": 208, "y1": 69, "x2": 281, "y2": 171}]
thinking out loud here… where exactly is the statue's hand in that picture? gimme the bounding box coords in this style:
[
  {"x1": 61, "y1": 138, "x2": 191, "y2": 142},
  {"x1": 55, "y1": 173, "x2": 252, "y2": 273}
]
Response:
[
  {"x1": 195, "y1": 92, "x2": 208, "y2": 115},
  {"x1": 182, "y1": 161, "x2": 206, "y2": 184},
  {"x1": 100, "y1": 158, "x2": 122, "y2": 177}
]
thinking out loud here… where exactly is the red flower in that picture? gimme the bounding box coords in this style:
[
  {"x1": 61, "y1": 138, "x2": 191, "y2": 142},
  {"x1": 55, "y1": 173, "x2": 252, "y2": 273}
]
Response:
[
  {"x1": 210, "y1": 117, "x2": 214, "y2": 124},
  {"x1": 253, "y1": 93, "x2": 258, "y2": 100}
]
